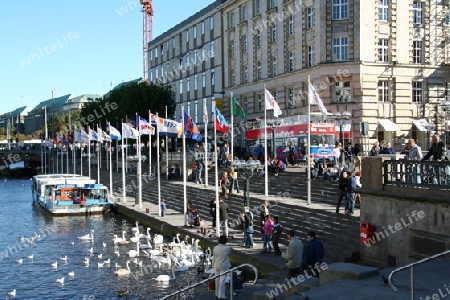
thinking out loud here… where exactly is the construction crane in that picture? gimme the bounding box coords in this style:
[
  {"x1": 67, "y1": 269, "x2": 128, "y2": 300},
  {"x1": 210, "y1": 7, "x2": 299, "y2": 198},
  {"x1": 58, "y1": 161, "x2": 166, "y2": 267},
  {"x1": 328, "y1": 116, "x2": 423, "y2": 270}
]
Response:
[{"x1": 140, "y1": 0, "x2": 153, "y2": 81}]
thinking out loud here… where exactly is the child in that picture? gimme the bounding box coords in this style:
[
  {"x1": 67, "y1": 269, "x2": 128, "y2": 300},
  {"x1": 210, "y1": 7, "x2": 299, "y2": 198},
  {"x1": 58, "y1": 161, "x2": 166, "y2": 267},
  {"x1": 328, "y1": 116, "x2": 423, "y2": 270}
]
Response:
[
  {"x1": 160, "y1": 199, "x2": 167, "y2": 217},
  {"x1": 261, "y1": 214, "x2": 274, "y2": 254},
  {"x1": 271, "y1": 216, "x2": 283, "y2": 256}
]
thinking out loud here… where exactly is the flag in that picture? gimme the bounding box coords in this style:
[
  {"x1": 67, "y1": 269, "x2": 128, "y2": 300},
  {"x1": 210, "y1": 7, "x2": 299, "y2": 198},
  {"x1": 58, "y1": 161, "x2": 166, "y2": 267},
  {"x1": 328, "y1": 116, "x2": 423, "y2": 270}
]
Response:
[
  {"x1": 96, "y1": 127, "x2": 104, "y2": 143},
  {"x1": 215, "y1": 107, "x2": 229, "y2": 135},
  {"x1": 232, "y1": 98, "x2": 247, "y2": 120},
  {"x1": 106, "y1": 122, "x2": 122, "y2": 140},
  {"x1": 156, "y1": 117, "x2": 182, "y2": 138},
  {"x1": 75, "y1": 130, "x2": 89, "y2": 143},
  {"x1": 88, "y1": 127, "x2": 99, "y2": 141},
  {"x1": 184, "y1": 111, "x2": 203, "y2": 142},
  {"x1": 149, "y1": 113, "x2": 157, "y2": 125},
  {"x1": 126, "y1": 116, "x2": 136, "y2": 127},
  {"x1": 122, "y1": 123, "x2": 139, "y2": 139},
  {"x1": 204, "y1": 102, "x2": 209, "y2": 123},
  {"x1": 137, "y1": 115, "x2": 155, "y2": 135},
  {"x1": 264, "y1": 89, "x2": 282, "y2": 117},
  {"x1": 309, "y1": 82, "x2": 328, "y2": 115}
]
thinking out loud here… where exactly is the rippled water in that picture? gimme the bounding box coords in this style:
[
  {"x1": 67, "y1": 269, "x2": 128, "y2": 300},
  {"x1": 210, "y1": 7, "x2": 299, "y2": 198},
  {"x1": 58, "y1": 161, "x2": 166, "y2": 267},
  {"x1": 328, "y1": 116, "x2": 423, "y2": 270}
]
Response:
[{"x1": 0, "y1": 179, "x2": 207, "y2": 300}]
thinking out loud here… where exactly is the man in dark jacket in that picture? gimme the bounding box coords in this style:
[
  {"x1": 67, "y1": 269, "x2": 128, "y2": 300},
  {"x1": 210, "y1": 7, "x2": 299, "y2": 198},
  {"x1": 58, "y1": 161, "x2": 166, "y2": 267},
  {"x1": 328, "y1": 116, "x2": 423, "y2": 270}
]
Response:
[
  {"x1": 421, "y1": 135, "x2": 446, "y2": 162},
  {"x1": 346, "y1": 173, "x2": 358, "y2": 215},
  {"x1": 302, "y1": 231, "x2": 325, "y2": 277},
  {"x1": 219, "y1": 198, "x2": 229, "y2": 237},
  {"x1": 336, "y1": 171, "x2": 349, "y2": 213},
  {"x1": 271, "y1": 216, "x2": 283, "y2": 256}
]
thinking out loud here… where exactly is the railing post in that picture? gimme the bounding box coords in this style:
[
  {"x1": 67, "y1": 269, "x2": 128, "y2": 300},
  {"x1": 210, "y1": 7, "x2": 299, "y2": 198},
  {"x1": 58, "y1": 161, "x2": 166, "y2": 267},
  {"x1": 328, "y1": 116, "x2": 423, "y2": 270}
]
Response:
[
  {"x1": 230, "y1": 272, "x2": 234, "y2": 300},
  {"x1": 410, "y1": 265, "x2": 414, "y2": 300}
]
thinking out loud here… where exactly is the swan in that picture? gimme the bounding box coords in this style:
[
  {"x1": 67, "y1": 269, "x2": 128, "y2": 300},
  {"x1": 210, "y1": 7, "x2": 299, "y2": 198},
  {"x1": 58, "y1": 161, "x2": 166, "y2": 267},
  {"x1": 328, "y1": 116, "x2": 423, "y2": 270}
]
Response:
[
  {"x1": 153, "y1": 234, "x2": 164, "y2": 246},
  {"x1": 88, "y1": 247, "x2": 94, "y2": 254},
  {"x1": 60, "y1": 255, "x2": 67, "y2": 262},
  {"x1": 103, "y1": 258, "x2": 110, "y2": 264},
  {"x1": 27, "y1": 254, "x2": 33, "y2": 260},
  {"x1": 102, "y1": 242, "x2": 107, "y2": 248},
  {"x1": 97, "y1": 253, "x2": 102, "y2": 259},
  {"x1": 179, "y1": 253, "x2": 196, "y2": 268},
  {"x1": 131, "y1": 220, "x2": 139, "y2": 233},
  {"x1": 133, "y1": 258, "x2": 143, "y2": 267},
  {"x1": 68, "y1": 271, "x2": 75, "y2": 277},
  {"x1": 97, "y1": 262, "x2": 104, "y2": 268},
  {"x1": 51, "y1": 261, "x2": 57, "y2": 269},
  {"x1": 130, "y1": 234, "x2": 140, "y2": 243},
  {"x1": 139, "y1": 240, "x2": 152, "y2": 250},
  {"x1": 173, "y1": 262, "x2": 189, "y2": 272},
  {"x1": 16, "y1": 258, "x2": 23, "y2": 264},
  {"x1": 114, "y1": 263, "x2": 121, "y2": 268},
  {"x1": 83, "y1": 257, "x2": 89, "y2": 266},
  {"x1": 117, "y1": 286, "x2": 130, "y2": 297},
  {"x1": 153, "y1": 267, "x2": 176, "y2": 282},
  {"x1": 138, "y1": 227, "x2": 151, "y2": 239},
  {"x1": 78, "y1": 230, "x2": 94, "y2": 240},
  {"x1": 7, "y1": 289, "x2": 16, "y2": 297},
  {"x1": 56, "y1": 277, "x2": 64, "y2": 284},
  {"x1": 114, "y1": 249, "x2": 120, "y2": 256},
  {"x1": 70, "y1": 241, "x2": 75, "y2": 246},
  {"x1": 149, "y1": 244, "x2": 164, "y2": 256},
  {"x1": 128, "y1": 242, "x2": 140, "y2": 258},
  {"x1": 114, "y1": 261, "x2": 131, "y2": 276},
  {"x1": 113, "y1": 231, "x2": 127, "y2": 244}
]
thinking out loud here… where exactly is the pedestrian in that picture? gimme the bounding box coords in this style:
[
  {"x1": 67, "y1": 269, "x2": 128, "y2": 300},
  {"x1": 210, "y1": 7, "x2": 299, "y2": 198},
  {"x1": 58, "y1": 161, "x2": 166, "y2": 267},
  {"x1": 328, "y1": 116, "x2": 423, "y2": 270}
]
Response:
[
  {"x1": 369, "y1": 141, "x2": 380, "y2": 156},
  {"x1": 353, "y1": 139, "x2": 363, "y2": 170},
  {"x1": 259, "y1": 201, "x2": 269, "y2": 240},
  {"x1": 219, "y1": 171, "x2": 229, "y2": 199},
  {"x1": 228, "y1": 169, "x2": 240, "y2": 193},
  {"x1": 336, "y1": 171, "x2": 349, "y2": 213},
  {"x1": 212, "y1": 235, "x2": 231, "y2": 300},
  {"x1": 302, "y1": 231, "x2": 324, "y2": 277},
  {"x1": 243, "y1": 206, "x2": 254, "y2": 249},
  {"x1": 195, "y1": 160, "x2": 204, "y2": 185},
  {"x1": 210, "y1": 198, "x2": 217, "y2": 227},
  {"x1": 261, "y1": 214, "x2": 274, "y2": 254},
  {"x1": 420, "y1": 134, "x2": 446, "y2": 184},
  {"x1": 346, "y1": 172, "x2": 358, "y2": 215},
  {"x1": 380, "y1": 142, "x2": 396, "y2": 154},
  {"x1": 219, "y1": 198, "x2": 229, "y2": 237},
  {"x1": 283, "y1": 229, "x2": 303, "y2": 279},
  {"x1": 271, "y1": 216, "x2": 282, "y2": 256},
  {"x1": 160, "y1": 199, "x2": 167, "y2": 217}
]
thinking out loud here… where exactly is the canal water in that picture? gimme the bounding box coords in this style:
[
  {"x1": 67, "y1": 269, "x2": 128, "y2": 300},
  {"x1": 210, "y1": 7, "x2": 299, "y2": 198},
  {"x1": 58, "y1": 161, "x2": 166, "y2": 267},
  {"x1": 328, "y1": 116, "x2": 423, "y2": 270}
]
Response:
[{"x1": 0, "y1": 179, "x2": 207, "y2": 300}]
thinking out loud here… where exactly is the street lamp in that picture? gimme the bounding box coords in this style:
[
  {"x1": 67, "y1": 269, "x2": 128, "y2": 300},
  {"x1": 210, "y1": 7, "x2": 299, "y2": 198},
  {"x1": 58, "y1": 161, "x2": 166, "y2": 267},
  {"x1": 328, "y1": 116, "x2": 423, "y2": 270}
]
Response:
[
  {"x1": 231, "y1": 159, "x2": 261, "y2": 207},
  {"x1": 441, "y1": 101, "x2": 450, "y2": 143},
  {"x1": 331, "y1": 111, "x2": 352, "y2": 145},
  {"x1": 266, "y1": 119, "x2": 282, "y2": 158}
]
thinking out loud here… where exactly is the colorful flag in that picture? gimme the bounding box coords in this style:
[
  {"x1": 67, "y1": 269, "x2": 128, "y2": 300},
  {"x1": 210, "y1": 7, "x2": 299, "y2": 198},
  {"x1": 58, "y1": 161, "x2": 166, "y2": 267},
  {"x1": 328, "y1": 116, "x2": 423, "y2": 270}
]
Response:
[
  {"x1": 156, "y1": 117, "x2": 182, "y2": 138},
  {"x1": 308, "y1": 82, "x2": 328, "y2": 116},
  {"x1": 232, "y1": 97, "x2": 247, "y2": 120},
  {"x1": 137, "y1": 115, "x2": 155, "y2": 135},
  {"x1": 122, "y1": 123, "x2": 139, "y2": 139},
  {"x1": 204, "y1": 102, "x2": 209, "y2": 124},
  {"x1": 106, "y1": 122, "x2": 122, "y2": 141},
  {"x1": 88, "y1": 127, "x2": 99, "y2": 141},
  {"x1": 215, "y1": 107, "x2": 229, "y2": 135},
  {"x1": 264, "y1": 89, "x2": 282, "y2": 117},
  {"x1": 126, "y1": 116, "x2": 136, "y2": 127},
  {"x1": 96, "y1": 127, "x2": 104, "y2": 143},
  {"x1": 184, "y1": 111, "x2": 203, "y2": 142}
]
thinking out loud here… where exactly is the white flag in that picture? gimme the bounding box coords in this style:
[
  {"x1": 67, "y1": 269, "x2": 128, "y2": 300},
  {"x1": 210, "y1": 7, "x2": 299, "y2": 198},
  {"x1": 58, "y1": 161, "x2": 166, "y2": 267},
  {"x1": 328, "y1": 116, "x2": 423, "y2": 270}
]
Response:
[
  {"x1": 264, "y1": 89, "x2": 282, "y2": 117},
  {"x1": 309, "y1": 82, "x2": 328, "y2": 116},
  {"x1": 122, "y1": 123, "x2": 139, "y2": 139}
]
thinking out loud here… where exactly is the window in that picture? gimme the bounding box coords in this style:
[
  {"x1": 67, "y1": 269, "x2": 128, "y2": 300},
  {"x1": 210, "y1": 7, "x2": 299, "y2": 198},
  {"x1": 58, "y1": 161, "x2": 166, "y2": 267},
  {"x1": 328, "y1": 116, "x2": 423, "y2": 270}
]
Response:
[
  {"x1": 269, "y1": 0, "x2": 277, "y2": 9},
  {"x1": 187, "y1": 78, "x2": 190, "y2": 93},
  {"x1": 166, "y1": 41, "x2": 169, "y2": 54},
  {"x1": 172, "y1": 37, "x2": 176, "y2": 49},
  {"x1": 332, "y1": 37, "x2": 349, "y2": 61},
  {"x1": 257, "y1": 61, "x2": 262, "y2": 79},
  {"x1": 255, "y1": 0, "x2": 261, "y2": 15},
  {"x1": 271, "y1": 90, "x2": 277, "y2": 101},
  {"x1": 230, "y1": 40, "x2": 235, "y2": 58},
  {"x1": 155, "y1": 67, "x2": 158, "y2": 78},
  {"x1": 185, "y1": 29, "x2": 189, "y2": 43},
  {"x1": 179, "y1": 80, "x2": 183, "y2": 94},
  {"x1": 154, "y1": 48, "x2": 158, "y2": 58},
  {"x1": 210, "y1": 16, "x2": 214, "y2": 30},
  {"x1": 241, "y1": 4, "x2": 248, "y2": 22},
  {"x1": 257, "y1": 94, "x2": 263, "y2": 112},
  {"x1": 194, "y1": 101, "x2": 198, "y2": 123},
  {"x1": 413, "y1": 40, "x2": 423, "y2": 64},
  {"x1": 335, "y1": 81, "x2": 351, "y2": 102},
  {"x1": 272, "y1": 56, "x2": 277, "y2": 76},
  {"x1": 194, "y1": 50, "x2": 198, "y2": 64},
  {"x1": 211, "y1": 69, "x2": 215, "y2": 86},
  {"x1": 271, "y1": 25, "x2": 277, "y2": 42},
  {"x1": 288, "y1": 87, "x2": 295, "y2": 108},
  {"x1": 150, "y1": 68, "x2": 153, "y2": 81},
  {"x1": 160, "y1": 44, "x2": 164, "y2": 57},
  {"x1": 413, "y1": 2, "x2": 422, "y2": 25},
  {"x1": 202, "y1": 72, "x2": 206, "y2": 88},
  {"x1": 289, "y1": 15, "x2": 295, "y2": 35},
  {"x1": 307, "y1": 8, "x2": 314, "y2": 29},
  {"x1": 161, "y1": 64, "x2": 164, "y2": 78},
  {"x1": 243, "y1": 35, "x2": 247, "y2": 52},
  {"x1": 201, "y1": 21, "x2": 205, "y2": 35},
  {"x1": 231, "y1": 69, "x2": 236, "y2": 86},
  {"x1": 172, "y1": 59, "x2": 175, "y2": 70},
  {"x1": 193, "y1": 25, "x2": 197, "y2": 39},
  {"x1": 378, "y1": 81, "x2": 389, "y2": 102},
  {"x1": 187, "y1": 102, "x2": 191, "y2": 116},
  {"x1": 378, "y1": 0, "x2": 388, "y2": 21},
  {"x1": 179, "y1": 57, "x2": 183, "y2": 70},
  {"x1": 244, "y1": 65, "x2": 249, "y2": 83},
  {"x1": 202, "y1": 46, "x2": 206, "y2": 61},
  {"x1": 412, "y1": 81, "x2": 422, "y2": 103},
  {"x1": 186, "y1": 53, "x2": 190, "y2": 68},
  {"x1": 150, "y1": 49, "x2": 153, "y2": 61},
  {"x1": 289, "y1": 51, "x2": 295, "y2": 72},
  {"x1": 194, "y1": 74, "x2": 198, "y2": 90},
  {"x1": 256, "y1": 31, "x2": 261, "y2": 47},
  {"x1": 210, "y1": 41, "x2": 215, "y2": 57},
  {"x1": 378, "y1": 38, "x2": 389, "y2": 62},
  {"x1": 332, "y1": 0, "x2": 348, "y2": 20},
  {"x1": 308, "y1": 45, "x2": 315, "y2": 67},
  {"x1": 243, "y1": 96, "x2": 248, "y2": 112}
]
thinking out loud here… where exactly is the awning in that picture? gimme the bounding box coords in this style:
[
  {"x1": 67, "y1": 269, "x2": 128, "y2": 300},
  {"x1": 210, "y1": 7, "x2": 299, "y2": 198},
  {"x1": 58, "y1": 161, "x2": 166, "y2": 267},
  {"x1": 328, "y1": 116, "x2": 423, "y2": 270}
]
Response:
[
  {"x1": 412, "y1": 119, "x2": 431, "y2": 132},
  {"x1": 378, "y1": 119, "x2": 401, "y2": 131}
]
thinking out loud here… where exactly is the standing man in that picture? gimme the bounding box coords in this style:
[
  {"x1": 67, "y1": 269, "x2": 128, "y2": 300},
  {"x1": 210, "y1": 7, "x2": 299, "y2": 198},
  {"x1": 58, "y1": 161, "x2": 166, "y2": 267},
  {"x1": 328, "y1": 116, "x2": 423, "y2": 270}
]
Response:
[
  {"x1": 336, "y1": 171, "x2": 349, "y2": 214},
  {"x1": 302, "y1": 231, "x2": 325, "y2": 277},
  {"x1": 346, "y1": 172, "x2": 358, "y2": 215},
  {"x1": 353, "y1": 139, "x2": 363, "y2": 171},
  {"x1": 283, "y1": 230, "x2": 303, "y2": 279},
  {"x1": 406, "y1": 139, "x2": 422, "y2": 184},
  {"x1": 421, "y1": 134, "x2": 446, "y2": 184},
  {"x1": 213, "y1": 235, "x2": 231, "y2": 300},
  {"x1": 219, "y1": 198, "x2": 229, "y2": 238},
  {"x1": 243, "y1": 206, "x2": 254, "y2": 249}
]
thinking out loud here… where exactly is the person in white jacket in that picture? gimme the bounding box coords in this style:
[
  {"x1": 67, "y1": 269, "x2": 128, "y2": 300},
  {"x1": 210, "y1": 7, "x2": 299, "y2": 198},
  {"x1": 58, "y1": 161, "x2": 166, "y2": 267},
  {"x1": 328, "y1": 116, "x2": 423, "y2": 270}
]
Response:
[{"x1": 213, "y1": 235, "x2": 231, "y2": 299}]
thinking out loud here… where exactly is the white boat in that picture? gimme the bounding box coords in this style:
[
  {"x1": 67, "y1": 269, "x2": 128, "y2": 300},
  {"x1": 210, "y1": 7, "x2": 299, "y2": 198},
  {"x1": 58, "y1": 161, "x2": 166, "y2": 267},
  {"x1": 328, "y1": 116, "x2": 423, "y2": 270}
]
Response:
[{"x1": 31, "y1": 174, "x2": 114, "y2": 215}]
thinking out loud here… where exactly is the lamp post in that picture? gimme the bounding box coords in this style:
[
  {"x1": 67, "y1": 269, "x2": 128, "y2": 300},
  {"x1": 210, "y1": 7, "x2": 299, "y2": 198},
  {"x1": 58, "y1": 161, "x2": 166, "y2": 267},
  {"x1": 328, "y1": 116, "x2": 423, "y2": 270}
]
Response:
[
  {"x1": 441, "y1": 101, "x2": 450, "y2": 143},
  {"x1": 331, "y1": 111, "x2": 352, "y2": 145},
  {"x1": 266, "y1": 119, "x2": 282, "y2": 158},
  {"x1": 231, "y1": 159, "x2": 260, "y2": 207}
]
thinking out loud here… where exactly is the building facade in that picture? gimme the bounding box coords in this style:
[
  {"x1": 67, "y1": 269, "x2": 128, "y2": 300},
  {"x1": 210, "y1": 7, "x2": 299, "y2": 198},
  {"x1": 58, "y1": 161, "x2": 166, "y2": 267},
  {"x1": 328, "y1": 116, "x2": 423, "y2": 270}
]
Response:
[{"x1": 148, "y1": 0, "x2": 450, "y2": 151}]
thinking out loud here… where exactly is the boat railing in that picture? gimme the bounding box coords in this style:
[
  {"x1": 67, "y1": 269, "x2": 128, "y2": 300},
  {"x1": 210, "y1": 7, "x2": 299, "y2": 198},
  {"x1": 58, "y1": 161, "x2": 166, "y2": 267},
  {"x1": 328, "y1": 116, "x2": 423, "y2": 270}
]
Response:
[{"x1": 159, "y1": 263, "x2": 258, "y2": 300}]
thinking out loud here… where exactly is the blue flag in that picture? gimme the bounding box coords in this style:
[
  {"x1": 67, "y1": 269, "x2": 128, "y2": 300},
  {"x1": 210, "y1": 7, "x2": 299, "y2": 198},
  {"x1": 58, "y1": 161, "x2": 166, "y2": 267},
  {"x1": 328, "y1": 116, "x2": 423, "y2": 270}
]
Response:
[{"x1": 184, "y1": 111, "x2": 203, "y2": 142}]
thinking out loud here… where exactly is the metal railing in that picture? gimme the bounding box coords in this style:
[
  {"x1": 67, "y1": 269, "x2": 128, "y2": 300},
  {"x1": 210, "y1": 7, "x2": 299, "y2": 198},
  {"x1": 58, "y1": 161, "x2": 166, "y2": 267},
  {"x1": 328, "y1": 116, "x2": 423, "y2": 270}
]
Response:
[
  {"x1": 383, "y1": 160, "x2": 450, "y2": 190},
  {"x1": 159, "y1": 263, "x2": 258, "y2": 300},
  {"x1": 388, "y1": 249, "x2": 450, "y2": 299}
]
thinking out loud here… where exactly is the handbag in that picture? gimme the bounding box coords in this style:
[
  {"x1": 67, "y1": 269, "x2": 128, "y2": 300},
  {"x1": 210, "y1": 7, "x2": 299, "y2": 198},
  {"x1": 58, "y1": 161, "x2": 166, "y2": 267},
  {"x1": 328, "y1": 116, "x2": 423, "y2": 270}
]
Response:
[
  {"x1": 246, "y1": 225, "x2": 254, "y2": 234},
  {"x1": 208, "y1": 272, "x2": 215, "y2": 290}
]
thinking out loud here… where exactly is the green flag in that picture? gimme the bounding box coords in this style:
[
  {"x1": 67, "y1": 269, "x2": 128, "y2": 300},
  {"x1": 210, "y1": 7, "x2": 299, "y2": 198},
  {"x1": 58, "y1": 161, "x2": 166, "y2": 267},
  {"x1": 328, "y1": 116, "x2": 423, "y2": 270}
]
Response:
[{"x1": 232, "y1": 98, "x2": 247, "y2": 120}]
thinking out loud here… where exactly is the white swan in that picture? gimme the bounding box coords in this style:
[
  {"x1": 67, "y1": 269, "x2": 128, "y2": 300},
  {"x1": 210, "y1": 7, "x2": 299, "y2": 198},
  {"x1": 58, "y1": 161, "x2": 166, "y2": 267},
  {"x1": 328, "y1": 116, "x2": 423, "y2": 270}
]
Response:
[
  {"x1": 138, "y1": 227, "x2": 151, "y2": 239},
  {"x1": 51, "y1": 261, "x2": 57, "y2": 269},
  {"x1": 114, "y1": 260, "x2": 131, "y2": 276},
  {"x1": 27, "y1": 254, "x2": 33, "y2": 260},
  {"x1": 131, "y1": 220, "x2": 139, "y2": 233},
  {"x1": 149, "y1": 244, "x2": 164, "y2": 256},
  {"x1": 68, "y1": 271, "x2": 75, "y2": 277},
  {"x1": 128, "y1": 242, "x2": 140, "y2": 258},
  {"x1": 60, "y1": 255, "x2": 67, "y2": 262},
  {"x1": 97, "y1": 262, "x2": 104, "y2": 268},
  {"x1": 97, "y1": 253, "x2": 103, "y2": 259},
  {"x1": 116, "y1": 231, "x2": 129, "y2": 245},
  {"x1": 7, "y1": 289, "x2": 16, "y2": 297},
  {"x1": 83, "y1": 257, "x2": 89, "y2": 266},
  {"x1": 130, "y1": 234, "x2": 140, "y2": 243},
  {"x1": 78, "y1": 230, "x2": 94, "y2": 240},
  {"x1": 16, "y1": 258, "x2": 23, "y2": 264},
  {"x1": 153, "y1": 234, "x2": 164, "y2": 246},
  {"x1": 139, "y1": 240, "x2": 152, "y2": 250},
  {"x1": 153, "y1": 267, "x2": 176, "y2": 281},
  {"x1": 103, "y1": 258, "x2": 110, "y2": 264},
  {"x1": 56, "y1": 277, "x2": 64, "y2": 284},
  {"x1": 102, "y1": 242, "x2": 107, "y2": 248}
]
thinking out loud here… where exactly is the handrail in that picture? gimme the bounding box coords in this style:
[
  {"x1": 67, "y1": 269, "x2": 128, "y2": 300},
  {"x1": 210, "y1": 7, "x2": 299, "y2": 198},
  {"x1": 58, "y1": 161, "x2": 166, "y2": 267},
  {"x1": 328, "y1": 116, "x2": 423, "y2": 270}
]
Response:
[
  {"x1": 159, "y1": 263, "x2": 258, "y2": 300},
  {"x1": 388, "y1": 249, "x2": 450, "y2": 297}
]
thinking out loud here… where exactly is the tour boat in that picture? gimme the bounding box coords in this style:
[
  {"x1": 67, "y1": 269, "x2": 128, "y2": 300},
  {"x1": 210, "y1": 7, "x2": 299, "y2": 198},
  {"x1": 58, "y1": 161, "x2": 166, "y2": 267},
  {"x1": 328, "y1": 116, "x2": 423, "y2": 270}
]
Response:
[{"x1": 31, "y1": 174, "x2": 114, "y2": 215}]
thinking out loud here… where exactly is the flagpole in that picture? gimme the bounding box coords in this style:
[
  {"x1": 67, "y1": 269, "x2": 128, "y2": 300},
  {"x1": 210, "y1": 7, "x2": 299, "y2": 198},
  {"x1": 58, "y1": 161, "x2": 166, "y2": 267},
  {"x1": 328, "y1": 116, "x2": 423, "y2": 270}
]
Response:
[
  {"x1": 213, "y1": 101, "x2": 220, "y2": 236},
  {"x1": 88, "y1": 127, "x2": 92, "y2": 178},
  {"x1": 264, "y1": 86, "x2": 269, "y2": 198},
  {"x1": 109, "y1": 138, "x2": 113, "y2": 198},
  {"x1": 148, "y1": 110, "x2": 152, "y2": 178},
  {"x1": 156, "y1": 113, "x2": 161, "y2": 216},
  {"x1": 97, "y1": 127, "x2": 100, "y2": 183},
  {"x1": 165, "y1": 106, "x2": 169, "y2": 181},
  {"x1": 137, "y1": 113, "x2": 143, "y2": 210},
  {"x1": 182, "y1": 105, "x2": 188, "y2": 226},
  {"x1": 80, "y1": 138, "x2": 83, "y2": 176},
  {"x1": 204, "y1": 98, "x2": 208, "y2": 187},
  {"x1": 307, "y1": 76, "x2": 312, "y2": 205},
  {"x1": 121, "y1": 121, "x2": 126, "y2": 203},
  {"x1": 230, "y1": 92, "x2": 234, "y2": 163},
  {"x1": 116, "y1": 119, "x2": 119, "y2": 173}
]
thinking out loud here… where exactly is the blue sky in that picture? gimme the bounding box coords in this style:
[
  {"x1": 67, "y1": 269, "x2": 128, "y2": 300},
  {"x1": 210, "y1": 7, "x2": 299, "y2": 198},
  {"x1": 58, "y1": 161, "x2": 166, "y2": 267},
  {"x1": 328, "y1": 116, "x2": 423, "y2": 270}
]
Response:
[{"x1": 0, "y1": 0, "x2": 215, "y2": 114}]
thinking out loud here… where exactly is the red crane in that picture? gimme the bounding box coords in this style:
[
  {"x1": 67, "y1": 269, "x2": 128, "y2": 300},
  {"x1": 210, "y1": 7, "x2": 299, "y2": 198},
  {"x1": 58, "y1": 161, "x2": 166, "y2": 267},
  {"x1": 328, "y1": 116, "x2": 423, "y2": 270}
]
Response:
[{"x1": 140, "y1": 0, "x2": 153, "y2": 81}]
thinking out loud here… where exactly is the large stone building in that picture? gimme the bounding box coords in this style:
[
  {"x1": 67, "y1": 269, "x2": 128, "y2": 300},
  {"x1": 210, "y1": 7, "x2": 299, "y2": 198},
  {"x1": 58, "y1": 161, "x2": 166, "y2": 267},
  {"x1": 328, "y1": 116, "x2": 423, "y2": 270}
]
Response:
[{"x1": 149, "y1": 0, "x2": 450, "y2": 152}]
